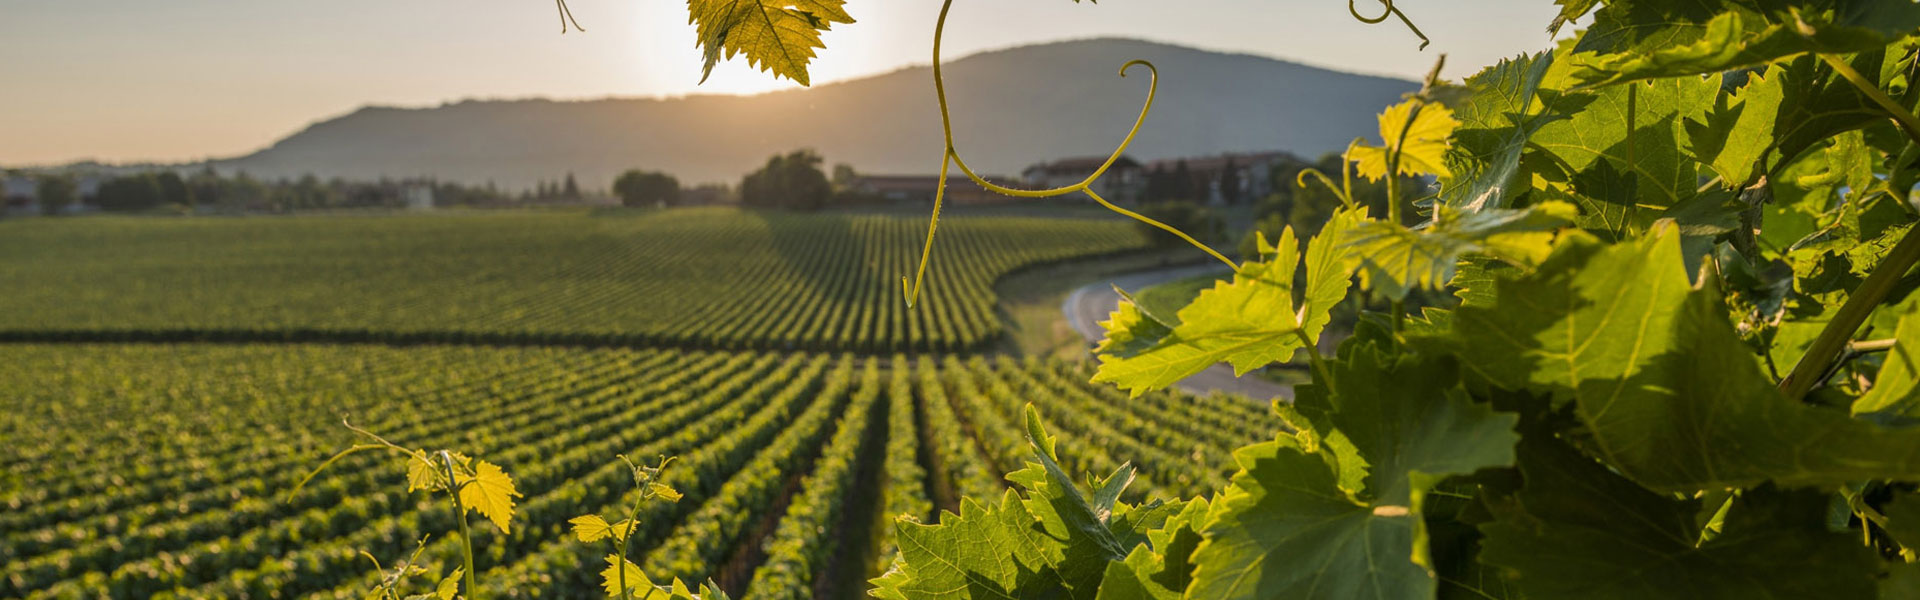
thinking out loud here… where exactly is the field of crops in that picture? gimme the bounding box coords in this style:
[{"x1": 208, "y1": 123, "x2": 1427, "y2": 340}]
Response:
[
  {"x1": 0, "y1": 209, "x2": 1144, "y2": 352},
  {"x1": 0, "y1": 344, "x2": 1279, "y2": 599}
]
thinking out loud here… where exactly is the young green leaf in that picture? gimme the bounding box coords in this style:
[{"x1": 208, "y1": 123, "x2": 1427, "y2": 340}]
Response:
[
  {"x1": 570, "y1": 514, "x2": 616, "y2": 543},
  {"x1": 1093, "y1": 288, "x2": 1175, "y2": 359},
  {"x1": 650, "y1": 482, "x2": 683, "y2": 503},
  {"x1": 1439, "y1": 50, "x2": 1559, "y2": 212},
  {"x1": 456, "y1": 459, "x2": 520, "y2": 534},
  {"x1": 1094, "y1": 210, "x2": 1367, "y2": 396},
  {"x1": 600, "y1": 554, "x2": 654, "y2": 598},
  {"x1": 686, "y1": 0, "x2": 855, "y2": 86},
  {"x1": 404, "y1": 453, "x2": 440, "y2": 492},
  {"x1": 1348, "y1": 201, "x2": 1576, "y2": 300},
  {"x1": 435, "y1": 568, "x2": 462, "y2": 600},
  {"x1": 1348, "y1": 99, "x2": 1460, "y2": 181}
]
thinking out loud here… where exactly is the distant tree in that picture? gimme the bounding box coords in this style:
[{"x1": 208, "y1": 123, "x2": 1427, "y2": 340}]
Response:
[
  {"x1": 36, "y1": 174, "x2": 77, "y2": 215},
  {"x1": 94, "y1": 173, "x2": 165, "y2": 212},
  {"x1": 831, "y1": 163, "x2": 859, "y2": 191},
  {"x1": 1219, "y1": 157, "x2": 1241, "y2": 205},
  {"x1": 613, "y1": 170, "x2": 681, "y2": 207},
  {"x1": 156, "y1": 171, "x2": 193, "y2": 209},
  {"x1": 189, "y1": 166, "x2": 224, "y2": 211},
  {"x1": 225, "y1": 173, "x2": 268, "y2": 213},
  {"x1": 740, "y1": 149, "x2": 831, "y2": 210},
  {"x1": 563, "y1": 172, "x2": 581, "y2": 199}
]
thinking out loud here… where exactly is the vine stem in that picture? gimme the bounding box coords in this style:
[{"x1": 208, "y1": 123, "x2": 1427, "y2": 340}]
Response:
[
  {"x1": 441, "y1": 450, "x2": 480, "y2": 600},
  {"x1": 1820, "y1": 54, "x2": 1920, "y2": 144},
  {"x1": 1780, "y1": 54, "x2": 1920, "y2": 401},
  {"x1": 900, "y1": 0, "x2": 1234, "y2": 308},
  {"x1": 1780, "y1": 226, "x2": 1920, "y2": 400}
]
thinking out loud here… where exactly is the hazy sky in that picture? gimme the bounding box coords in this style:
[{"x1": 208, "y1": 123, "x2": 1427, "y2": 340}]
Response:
[{"x1": 0, "y1": 1, "x2": 1569, "y2": 166}]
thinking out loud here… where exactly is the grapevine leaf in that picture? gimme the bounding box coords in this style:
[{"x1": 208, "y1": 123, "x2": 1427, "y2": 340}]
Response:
[
  {"x1": 436, "y1": 568, "x2": 462, "y2": 600},
  {"x1": 686, "y1": 0, "x2": 855, "y2": 86},
  {"x1": 1349, "y1": 100, "x2": 1461, "y2": 181},
  {"x1": 666, "y1": 579, "x2": 732, "y2": 600},
  {"x1": 1094, "y1": 210, "x2": 1366, "y2": 396},
  {"x1": 1683, "y1": 62, "x2": 1786, "y2": 185},
  {"x1": 872, "y1": 417, "x2": 1180, "y2": 600},
  {"x1": 1530, "y1": 64, "x2": 1719, "y2": 211},
  {"x1": 1478, "y1": 435, "x2": 1879, "y2": 599},
  {"x1": 1437, "y1": 222, "x2": 1920, "y2": 491},
  {"x1": 1186, "y1": 348, "x2": 1517, "y2": 599},
  {"x1": 1186, "y1": 438, "x2": 1427, "y2": 599},
  {"x1": 406, "y1": 452, "x2": 440, "y2": 492},
  {"x1": 1300, "y1": 207, "x2": 1370, "y2": 343},
  {"x1": 1348, "y1": 201, "x2": 1577, "y2": 300},
  {"x1": 1538, "y1": 158, "x2": 1641, "y2": 236},
  {"x1": 1094, "y1": 546, "x2": 1178, "y2": 600},
  {"x1": 1548, "y1": 0, "x2": 1601, "y2": 34},
  {"x1": 651, "y1": 482, "x2": 684, "y2": 503},
  {"x1": 1439, "y1": 50, "x2": 1560, "y2": 212},
  {"x1": 869, "y1": 491, "x2": 1079, "y2": 599},
  {"x1": 600, "y1": 554, "x2": 655, "y2": 598},
  {"x1": 1570, "y1": 0, "x2": 1920, "y2": 87},
  {"x1": 1855, "y1": 303, "x2": 1920, "y2": 425},
  {"x1": 456, "y1": 460, "x2": 520, "y2": 534},
  {"x1": 1094, "y1": 288, "x2": 1174, "y2": 359},
  {"x1": 1093, "y1": 227, "x2": 1301, "y2": 395},
  {"x1": 570, "y1": 514, "x2": 616, "y2": 543}
]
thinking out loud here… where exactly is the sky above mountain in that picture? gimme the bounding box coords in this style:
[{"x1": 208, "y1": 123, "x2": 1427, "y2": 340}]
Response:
[{"x1": 0, "y1": 1, "x2": 1570, "y2": 166}]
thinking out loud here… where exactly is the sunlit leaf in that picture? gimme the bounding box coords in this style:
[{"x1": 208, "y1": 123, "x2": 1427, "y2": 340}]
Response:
[
  {"x1": 686, "y1": 0, "x2": 855, "y2": 86},
  {"x1": 456, "y1": 459, "x2": 520, "y2": 534},
  {"x1": 1349, "y1": 100, "x2": 1460, "y2": 181}
]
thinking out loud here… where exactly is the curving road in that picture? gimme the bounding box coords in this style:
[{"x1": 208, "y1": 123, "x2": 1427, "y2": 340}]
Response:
[{"x1": 1061, "y1": 264, "x2": 1295, "y2": 403}]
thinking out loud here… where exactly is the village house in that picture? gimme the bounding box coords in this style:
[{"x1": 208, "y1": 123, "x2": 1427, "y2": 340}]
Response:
[
  {"x1": 1020, "y1": 156, "x2": 1145, "y2": 204},
  {"x1": 1144, "y1": 151, "x2": 1303, "y2": 206}
]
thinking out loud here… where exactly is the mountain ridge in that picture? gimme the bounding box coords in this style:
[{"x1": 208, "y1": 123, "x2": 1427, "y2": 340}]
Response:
[{"x1": 192, "y1": 38, "x2": 1417, "y2": 188}]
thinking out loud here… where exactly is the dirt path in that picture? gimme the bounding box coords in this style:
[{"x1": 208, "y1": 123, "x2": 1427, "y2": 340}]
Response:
[{"x1": 1061, "y1": 265, "x2": 1295, "y2": 403}]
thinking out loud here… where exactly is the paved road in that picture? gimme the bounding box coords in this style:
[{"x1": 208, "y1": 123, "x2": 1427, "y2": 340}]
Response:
[{"x1": 1062, "y1": 264, "x2": 1296, "y2": 403}]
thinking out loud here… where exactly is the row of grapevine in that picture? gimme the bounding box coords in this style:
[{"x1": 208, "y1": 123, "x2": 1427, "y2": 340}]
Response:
[
  {"x1": 0, "y1": 209, "x2": 1145, "y2": 352},
  {"x1": 872, "y1": 356, "x2": 933, "y2": 575},
  {"x1": 743, "y1": 359, "x2": 886, "y2": 599},
  {"x1": 2, "y1": 344, "x2": 1272, "y2": 597}
]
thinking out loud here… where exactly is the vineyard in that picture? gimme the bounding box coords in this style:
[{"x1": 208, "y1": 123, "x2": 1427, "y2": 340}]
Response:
[
  {"x1": 0, "y1": 209, "x2": 1143, "y2": 352},
  {"x1": 0, "y1": 344, "x2": 1277, "y2": 599}
]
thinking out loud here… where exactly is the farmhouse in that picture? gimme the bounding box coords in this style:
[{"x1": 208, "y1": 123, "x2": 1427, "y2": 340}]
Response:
[
  {"x1": 1144, "y1": 151, "x2": 1304, "y2": 206},
  {"x1": 1020, "y1": 156, "x2": 1145, "y2": 204}
]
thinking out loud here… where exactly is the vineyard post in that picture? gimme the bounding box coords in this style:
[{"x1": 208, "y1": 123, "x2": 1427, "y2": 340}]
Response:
[{"x1": 441, "y1": 450, "x2": 481, "y2": 600}]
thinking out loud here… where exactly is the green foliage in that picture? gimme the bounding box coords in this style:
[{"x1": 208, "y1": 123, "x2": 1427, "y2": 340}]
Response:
[
  {"x1": 1093, "y1": 207, "x2": 1365, "y2": 396},
  {"x1": 740, "y1": 149, "x2": 834, "y2": 210},
  {"x1": 613, "y1": 170, "x2": 680, "y2": 208},
  {"x1": 34, "y1": 174, "x2": 76, "y2": 215}
]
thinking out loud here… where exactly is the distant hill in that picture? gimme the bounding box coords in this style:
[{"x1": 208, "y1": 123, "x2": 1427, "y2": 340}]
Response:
[{"x1": 208, "y1": 38, "x2": 1415, "y2": 189}]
